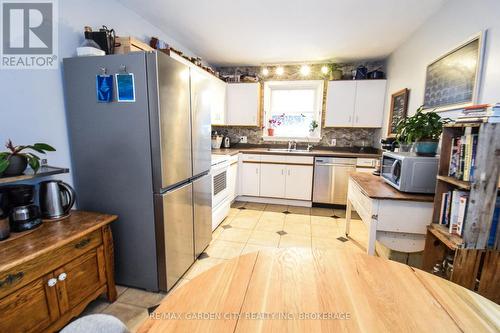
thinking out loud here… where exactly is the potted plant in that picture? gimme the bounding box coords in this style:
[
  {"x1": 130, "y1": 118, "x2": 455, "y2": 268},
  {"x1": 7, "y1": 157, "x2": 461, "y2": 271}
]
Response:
[
  {"x1": 309, "y1": 120, "x2": 319, "y2": 136},
  {"x1": 0, "y1": 140, "x2": 56, "y2": 177},
  {"x1": 267, "y1": 114, "x2": 284, "y2": 136},
  {"x1": 394, "y1": 117, "x2": 414, "y2": 152},
  {"x1": 395, "y1": 106, "x2": 449, "y2": 156}
]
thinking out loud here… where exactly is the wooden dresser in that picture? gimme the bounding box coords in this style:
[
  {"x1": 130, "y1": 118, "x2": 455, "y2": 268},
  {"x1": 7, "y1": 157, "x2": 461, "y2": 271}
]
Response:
[{"x1": 0, "y1": 211, "x2": 118, "y2": 333}]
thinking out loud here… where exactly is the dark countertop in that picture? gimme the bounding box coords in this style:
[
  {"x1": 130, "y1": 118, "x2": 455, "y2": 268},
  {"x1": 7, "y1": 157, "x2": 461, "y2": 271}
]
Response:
[
  {"x1": 350, "y1": 172, "x2": 435, "y2": 202},
  {"x1": 212, "y1": 145, "x2": 381, "y2": 159}
]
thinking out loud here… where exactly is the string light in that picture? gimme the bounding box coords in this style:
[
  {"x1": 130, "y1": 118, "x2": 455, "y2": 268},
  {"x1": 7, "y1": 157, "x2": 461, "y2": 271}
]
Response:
[
  {"x1": 276, "y1": 66, "x2": 284, "y2": 76},
  {"x1": 321, "y1": 65, "x2": 329, "y2": 75},
  {"x1": 300, "y1": 65, "x2": 311, "y2": 76},
  {"x1": 261, "y1": 67, "x2": 269, "y2": 76}
]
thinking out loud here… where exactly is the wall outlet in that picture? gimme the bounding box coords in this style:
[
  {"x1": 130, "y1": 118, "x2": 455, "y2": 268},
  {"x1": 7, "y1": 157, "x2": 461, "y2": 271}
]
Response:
[
  {"x1": 239, "y1": 136, "x2": 248, "y2": 144},
  {"x1": 330, "y1": 139, "x2": 337, "y2": 146}
]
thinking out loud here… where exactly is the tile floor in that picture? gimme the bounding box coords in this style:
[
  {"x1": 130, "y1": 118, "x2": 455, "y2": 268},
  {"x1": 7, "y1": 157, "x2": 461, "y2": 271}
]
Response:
[{"x1": 81, "y1": 202, "x2": 368, "y2": 332}]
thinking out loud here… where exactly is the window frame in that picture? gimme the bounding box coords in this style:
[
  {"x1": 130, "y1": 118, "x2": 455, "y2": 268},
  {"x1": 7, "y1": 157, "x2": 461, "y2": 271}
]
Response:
[{"x1": 263, "y1": 80, "x2": 324, "y2": 142}]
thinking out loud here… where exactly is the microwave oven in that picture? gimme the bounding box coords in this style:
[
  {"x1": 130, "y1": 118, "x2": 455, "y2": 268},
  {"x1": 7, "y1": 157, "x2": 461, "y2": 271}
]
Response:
[{"x1": 381, "y1": 152, "x2": 439, "y2": 193}]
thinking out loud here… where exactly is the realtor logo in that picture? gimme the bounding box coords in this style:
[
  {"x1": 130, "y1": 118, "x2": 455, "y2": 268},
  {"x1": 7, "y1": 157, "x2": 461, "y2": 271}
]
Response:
[{"x1": 1, "y1": 0, "x2": 58, "y2": 69}]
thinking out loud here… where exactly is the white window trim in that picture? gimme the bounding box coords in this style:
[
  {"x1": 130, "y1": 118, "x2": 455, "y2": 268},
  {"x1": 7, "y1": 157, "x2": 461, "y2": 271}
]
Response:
[{"x1": 263, "y1": 80, "x2": 324, "y2": 140}]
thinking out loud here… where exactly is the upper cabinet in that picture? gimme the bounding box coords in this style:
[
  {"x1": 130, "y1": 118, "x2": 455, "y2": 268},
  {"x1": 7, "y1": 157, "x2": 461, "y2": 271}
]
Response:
[
  {"x1": 226, "y1": 83, "x2": 260, "y2": 126},
  {"x1": 211, "y1": 79, "x2": 227, "y2": 125},
  {"x1": 325, "y1": 80, "x2": 386, "y2": 128}
]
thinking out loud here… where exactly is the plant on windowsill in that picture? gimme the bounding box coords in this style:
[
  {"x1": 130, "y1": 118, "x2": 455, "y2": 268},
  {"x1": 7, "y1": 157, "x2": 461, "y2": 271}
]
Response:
[
  {"x1": 0, "y1": 139, "x2": 56, "y2": 177},
  {"x1": 395, "y1": 106, "x2": 450, "y2": 156},
  {"x1": 309, "y1": 120, "x2": 319, "y2": 137},
  {"x1": 267, "y1": 114, "x2": 285, "y2": 137}
]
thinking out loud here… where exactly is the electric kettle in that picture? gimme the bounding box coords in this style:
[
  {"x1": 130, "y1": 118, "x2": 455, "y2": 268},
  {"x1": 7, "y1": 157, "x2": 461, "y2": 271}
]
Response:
[{"x1": 39, "y1": 180, "x2": 76, "y2": 219}]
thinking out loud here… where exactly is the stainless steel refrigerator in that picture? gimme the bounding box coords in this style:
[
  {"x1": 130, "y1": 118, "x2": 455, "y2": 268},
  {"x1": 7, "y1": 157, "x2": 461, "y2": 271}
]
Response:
[{"x1": 63, "y1": 51, "x2": 213, "y2": 291}]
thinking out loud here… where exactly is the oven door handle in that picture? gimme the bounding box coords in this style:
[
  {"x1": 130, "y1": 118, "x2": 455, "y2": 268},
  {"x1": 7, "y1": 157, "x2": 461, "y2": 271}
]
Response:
[{"x1": 390, "y1": 160, "x2": 401, "y2": 182}]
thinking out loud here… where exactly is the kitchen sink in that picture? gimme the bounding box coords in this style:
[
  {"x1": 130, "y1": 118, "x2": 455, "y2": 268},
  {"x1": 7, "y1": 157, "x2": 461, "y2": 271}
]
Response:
[{"x1": 267, "y1": 148, "x2": 311, "y2": 153}]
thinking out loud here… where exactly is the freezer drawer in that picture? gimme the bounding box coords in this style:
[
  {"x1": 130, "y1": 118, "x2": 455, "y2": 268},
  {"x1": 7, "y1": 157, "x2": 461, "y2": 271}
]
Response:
[
  {"x1": 156, "y1": 183, "x2": 194, "y2": 291},
  {"x1": 193, "y1": 174, "x2": 212, "y2": 258}
]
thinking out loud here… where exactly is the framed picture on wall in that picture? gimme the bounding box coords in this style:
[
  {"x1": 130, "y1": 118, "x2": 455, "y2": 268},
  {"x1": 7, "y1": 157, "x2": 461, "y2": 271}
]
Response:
[
  {"x1": 423, "y1": 31, "x2": 486, "y2": 112},
  {"x1": 387, "y1": 88, "x2": 409, "y2": 137}
]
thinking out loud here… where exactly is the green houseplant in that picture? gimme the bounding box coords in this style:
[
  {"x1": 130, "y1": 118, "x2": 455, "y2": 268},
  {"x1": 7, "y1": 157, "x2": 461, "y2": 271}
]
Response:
[
  {"x1": 395, "y1": 106, "x2": 449, "y2": 156},
  {"x1": 0, "y1": 140, "x2": 56, "y2": 176}
]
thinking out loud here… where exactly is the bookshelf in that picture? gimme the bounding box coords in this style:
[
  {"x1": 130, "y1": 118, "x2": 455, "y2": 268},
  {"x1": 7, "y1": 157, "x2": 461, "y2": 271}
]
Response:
[{"x1": 422, "y1": 122, "x2": 500, "y2": 304}]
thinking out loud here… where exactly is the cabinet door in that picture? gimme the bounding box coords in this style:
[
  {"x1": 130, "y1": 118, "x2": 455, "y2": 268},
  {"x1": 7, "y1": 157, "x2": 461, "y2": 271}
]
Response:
[
  {"x1": 211, "y1": 79, "x2": 227, "y2": 125},
  {"x1": 55, "y1": 246, "x2": 106, "y2": 314},
  {"x1": 325, "y1": 81, "x2": 356, "y2": 127},
  {"x1": 260, "y1": 164, "x2": 286, "y2": 198},
  {"x1": 228, "y1": 162, "x2": 238, "y2": 200},
  {"x1": 0, "y1": 274, "x2": 59, "y2": 332},
  {"x1": 285, "y1": 165, "x2": 313, "y2": 200},
  {"x1": 240, "y1": 162, "x2": 260, "y2": 196},
  {"x1": 226, "y1": 83, "x2": 260, "y2": 126},
  {"x1": 353, "y1": 80, "x2": 386, "y2": 127}
]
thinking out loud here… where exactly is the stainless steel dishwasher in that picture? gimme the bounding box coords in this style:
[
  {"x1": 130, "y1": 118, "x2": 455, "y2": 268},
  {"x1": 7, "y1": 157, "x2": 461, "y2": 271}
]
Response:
[{"x1": 313, "y1": 157, "x2": 357, "y2": 205}]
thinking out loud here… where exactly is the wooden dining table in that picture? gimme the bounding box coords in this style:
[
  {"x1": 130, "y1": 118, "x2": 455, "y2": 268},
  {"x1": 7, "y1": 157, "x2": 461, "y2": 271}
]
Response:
[{"x1": 138, "y1": 248, "x2": 499, "y2": 333}]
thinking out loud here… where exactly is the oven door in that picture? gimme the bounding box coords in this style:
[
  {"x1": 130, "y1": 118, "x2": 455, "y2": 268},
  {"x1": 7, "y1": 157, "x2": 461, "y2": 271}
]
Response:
[
  {"x1": 381, "y1": 155, "x2": 402, "y2": 189},
  {"x1": 211, "y1": 163, "x2": 229, "y2": 208}
]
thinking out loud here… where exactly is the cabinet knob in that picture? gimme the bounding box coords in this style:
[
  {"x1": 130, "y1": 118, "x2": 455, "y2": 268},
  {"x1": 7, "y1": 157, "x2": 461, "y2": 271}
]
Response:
[
  {"x1": 58, "y1": 273, "x2": 67, "y2": 281},
  {"x1": 47, "y1": 278, "x2": 57, "y2": 287}
]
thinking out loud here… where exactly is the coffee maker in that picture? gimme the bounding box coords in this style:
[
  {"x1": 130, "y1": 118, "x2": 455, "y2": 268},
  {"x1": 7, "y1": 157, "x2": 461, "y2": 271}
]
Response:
[{"x1": 4, "y1": 185, "x2": 42, "y2": 232}]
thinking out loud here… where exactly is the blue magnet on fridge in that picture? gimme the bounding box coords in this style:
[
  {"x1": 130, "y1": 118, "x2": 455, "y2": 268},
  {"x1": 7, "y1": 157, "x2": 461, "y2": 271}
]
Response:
[{"x1": 96, "y1": 75, "x2": 113, "y2": 103}]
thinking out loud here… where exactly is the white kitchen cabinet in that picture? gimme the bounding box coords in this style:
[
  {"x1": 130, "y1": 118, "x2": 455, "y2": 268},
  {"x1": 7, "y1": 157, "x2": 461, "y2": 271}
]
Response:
[
  {"x1": 211, "y1": 79, "x2": 227, "y2": 125},
  {"x1": 353, "y1": 80, "x2": 386, "y2": 127},
  {"x1": 227, "y1": 160, "x2": 239, "y2": 200},
  {"x1": 240, "y1": 162, "x2": 260, "y2": 196},
  {"x1": 285, "y1": 165, "x2": 313, "y2": 200},
  {"x1": 260, "y1": 164, "x2": 286, "y2": 198},
  {"x1": 226, "y1": 83, "x2": 260, "y2": 126},
  {"x1": 325, "y1": 81, "x2": 356, "y2": 127},
  {"x1": 325, "y1": 80, "x2": 386, "y2": 128}
]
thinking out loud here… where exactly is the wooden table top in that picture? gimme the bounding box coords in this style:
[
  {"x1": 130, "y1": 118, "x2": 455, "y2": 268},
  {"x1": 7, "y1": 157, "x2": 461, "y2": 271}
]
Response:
[
  {"x1": 0, "y1": 210, "x2": 117, "y2": 272},
  {"x1": 350, "y1": 172, "x2": 435, "y2": 202},
  {"x1": 138, "y1": 248, "x2": 499, "y2": 333}
]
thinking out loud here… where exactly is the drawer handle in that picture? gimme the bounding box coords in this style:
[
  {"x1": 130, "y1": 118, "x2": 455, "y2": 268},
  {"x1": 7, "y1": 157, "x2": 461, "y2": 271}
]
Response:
[
  {"x1": 47, "y1": 278, "x2": 57, "y2": 287},
  {"x1": 0, "y1": 272, "x2": 24, "y2": 288},
  {"x1": 58, "y1": 272, "x2": 67, "y2": 281},
  {"x1": 75, "y1": 238, "x2": 91, "y2": 249}
]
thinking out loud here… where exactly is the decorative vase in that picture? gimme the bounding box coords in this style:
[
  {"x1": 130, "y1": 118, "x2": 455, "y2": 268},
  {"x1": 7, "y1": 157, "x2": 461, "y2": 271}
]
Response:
[
  {"x1": 267, "y1": 128, "x2": 274, "y2": 136},
  {"x1": 414, "y1": 141, "x2": 439, "y2": 156},
  {"x1": 3, "y1": 155, "x2": 28, "y2": 176},
  {"x1": 398, "y1": 143, "x2": 413, "y2": 153}
]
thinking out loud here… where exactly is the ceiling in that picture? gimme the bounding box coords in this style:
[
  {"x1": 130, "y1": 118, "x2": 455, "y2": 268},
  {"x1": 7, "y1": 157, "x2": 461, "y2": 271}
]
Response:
[{"x1": 117, "y1": 0, "x2": 446, "y2": 66}]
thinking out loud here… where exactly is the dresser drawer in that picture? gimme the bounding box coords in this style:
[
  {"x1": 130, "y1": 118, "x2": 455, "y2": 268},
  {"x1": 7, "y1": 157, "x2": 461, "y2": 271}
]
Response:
[
  {"x1": 0, "y1": 230, "x2": 102, "y2": 299},
  {"x1": 241, "y1": 154, "x2": 261, "y2": 162}
]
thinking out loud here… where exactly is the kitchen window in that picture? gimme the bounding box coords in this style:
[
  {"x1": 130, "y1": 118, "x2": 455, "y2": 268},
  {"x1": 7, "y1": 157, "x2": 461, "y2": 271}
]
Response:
[{"x1": 263, "y1": 80, "x2": 324, "y2": 141}]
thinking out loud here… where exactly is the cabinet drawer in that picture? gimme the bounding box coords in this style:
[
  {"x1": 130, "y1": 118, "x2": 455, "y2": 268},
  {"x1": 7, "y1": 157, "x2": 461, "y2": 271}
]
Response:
[
  {"x1": 241, "y1": 154, "x2": 261, "y2": 162},
  {"x1": 0, "y1": 230, "x2": 102, "y2": 299},
  {"x1": 348, "y1": 180, "x2": 373, "y2": 222},
  {"x1": 260, "y1": 154, "x2": 287, "y2": 163},
  {"x1": 286, "y1": 155, "x2": 314, "y2": 165}
]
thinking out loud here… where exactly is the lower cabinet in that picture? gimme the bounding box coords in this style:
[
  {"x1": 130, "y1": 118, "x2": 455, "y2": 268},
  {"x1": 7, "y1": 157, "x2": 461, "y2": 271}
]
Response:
[
  {"x1": 227, "y1": 160, "x2": 239, "y2": 200},
  {"x1": 260, "y1": 164, "x2": 286, "y2": 198},
  {"x1": 285, "y1": 165, "x2": 313, "y2": 200},
  {"x1": 240, "y1": 162, "x2": 260, "y2": 196}
]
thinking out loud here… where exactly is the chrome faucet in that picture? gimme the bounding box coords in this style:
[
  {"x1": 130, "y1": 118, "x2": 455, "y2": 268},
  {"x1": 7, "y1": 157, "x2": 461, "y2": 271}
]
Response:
[{"x1": 288, "y1": 140, "x2": 297, "y2": 151}]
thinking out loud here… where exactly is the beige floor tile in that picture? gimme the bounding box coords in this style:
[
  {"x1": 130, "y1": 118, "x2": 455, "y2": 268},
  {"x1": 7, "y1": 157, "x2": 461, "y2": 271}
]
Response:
[
  {"x1": 227, "y1": 207, "x2": 240, "y2": 217},
  {"x1": 311, "y1": 215, "x2": 338, "y2": 227},
  {"x1": 205, "y1": 240, "x2": 245, "y2": 259},
  {"x1": 241, "y1": 243, "x2": 277, "y2": 255},
  {"x1": 311, "y1": 207, "x2": 334, "y2": 217},
  {"x1": 81, "y1": 298, "x2": 111, "y2": 316},
  {"x1": 244, "y1": 202, "x2": 267, "y2": 210},
  {"x1": 211, "y1": 226, "x2": 223, "y2": 240},
  {"x1": 283, "y1": 221, "x2": 311, "y2": 236},
  {"x1": 103, "y1": 301, "x2": 149, "y2": 332},
  {"x1": 286, "y1": 206, "x2": 311, "y2": 215},
  {"x1": 248, "y1": 230, "x2": 281, "y2": 247},
  {"x1": 285, "y1": 214, "x2": 311, "y2": 224},
  {"x1": 255, "y1": 219, "x2": 284, "y2": 233},
  {"x1": 170, "y1": 278, "x2": 191, "y2": 293},
  {"x1": 231, "y1": 201, "x2": 246, "y2": 209},
  {"x1": 311, "y1": 224, "x2": 342, "y2": 240},
  {"x1": 279, "y1": 234, "x2": 311, "y2": 248},
  {"x1": 260, "y1": 211, "x2": 286, "y2": 222},
  {"x1": 184, "y1": 258, "x2": 228, "y2": 279},
  {"x1": 229, "y1": 215, "x2": 259, "y2": 229},
  {"x1": 117, "y1": 288, "x2": 166, "y2": 308},
  {"x1": 238, "y1": 209, "x2": 263, "y2": 218},
  {"x1": 265, "y1": 204, "x2": 288, "y2": 212},
  {"x1": 312, "y1": 237, "x2": 346, "y2": 250},
  {"x1": 116, "y1": 285, "x2": 128, "y2": 297},
  {"x1": 217, "y1": 228, "x2": 252, "y2": 243},
  {"x1": 333, "y1": 209, "x2": 347, "y2": 218}
]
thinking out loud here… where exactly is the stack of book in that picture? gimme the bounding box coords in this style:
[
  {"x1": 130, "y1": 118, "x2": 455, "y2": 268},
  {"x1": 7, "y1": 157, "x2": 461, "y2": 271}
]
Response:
[
  {"x1": 448, "y1": 128, "x2": 478, "y2": 181},
  {"x1": 456, "y1": 103, "x2": 500, "y2": 123},
  {"x1": 439, "y1": 190, "x2": 469, "y2": 236}
]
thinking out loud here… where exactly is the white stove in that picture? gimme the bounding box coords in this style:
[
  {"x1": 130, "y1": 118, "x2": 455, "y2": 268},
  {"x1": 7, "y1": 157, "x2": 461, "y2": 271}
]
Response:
[{"x1": 210, "y1": 154, "x2": 231, "y2": 230}]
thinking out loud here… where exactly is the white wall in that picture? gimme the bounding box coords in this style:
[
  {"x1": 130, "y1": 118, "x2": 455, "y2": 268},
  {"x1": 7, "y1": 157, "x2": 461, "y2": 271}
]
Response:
[
  {"x1": 381, "y1": 0, "x2": 500, "y2": 139},
  {"x1": 0, "y1": 0, "x2": 196, "y2": 185}
]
